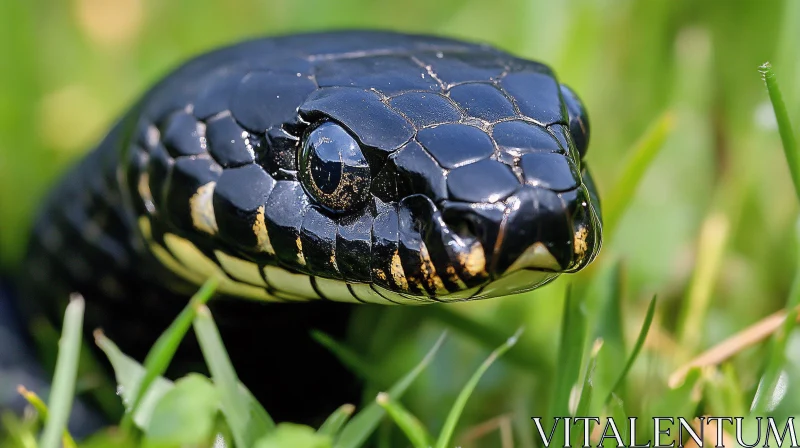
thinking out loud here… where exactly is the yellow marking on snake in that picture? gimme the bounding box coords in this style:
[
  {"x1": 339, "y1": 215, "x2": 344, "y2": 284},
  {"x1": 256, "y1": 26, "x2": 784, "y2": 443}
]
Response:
[
  {"x1": 296, "y1": 236, "x2": 307, "y2": 266},
  {"x1": 190, "y1": 182, "x2": 219, "y2": 235},
  {"x1": 253, "y1": 206, "x2": 276, "y2": 255},
  {"x1": 138, "y1": 216, "x2": 152, "y2": 240},
  {"x1": 418, "y1": 243, "x2": 448, "y2": 295},
  {"x1": 151, "y1": 244, "x2": 206, "y2": 285},
  {"x1": 138, "y1": 172, "x2": 155, "y2": 214},
  {"x1": 574, "y1": 226, "x2": 589, "y2": 256},
  {"x1": 139, "y1": 217, "x2": 206, "y2": 284},
  {"x1": 329, "y1": 253, "x2": 338, "y2": 270},
  {"x1": 390, "y1": 251, "x2": 409, "y2": 291},
  {"x1": 505, "y1": 242, "x2": 561, "y2": 273},
  {"x1": 263, "y1": 265, "x2": 317, "y2": 299},
  {"x1": 444, "y1": 264, "x2": 467, "y2": 290},
  {"x1": 460, "y1": 242, "x2": 486, "y2": 277},
  {"x1": 162, "y1": 233, "x2": 273, "y2": 301},
  {"x1": 214, "y1": 250, "x2": 267, "y2": 286}
]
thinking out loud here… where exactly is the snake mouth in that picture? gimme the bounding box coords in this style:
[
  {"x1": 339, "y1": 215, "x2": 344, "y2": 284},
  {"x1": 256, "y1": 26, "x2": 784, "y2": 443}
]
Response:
[
  {"x1": 393, "y1": 184, "x2": 593, "y2": 300},
  {"x1": 493, "y1": 184, "x2": 601, "y2": 277},
  {"x1": 489, "y1": 186, "x2": 575, "y2": 276},
  {"x1": 415, "y1": 182, "x2": 602, "y2": 299}
]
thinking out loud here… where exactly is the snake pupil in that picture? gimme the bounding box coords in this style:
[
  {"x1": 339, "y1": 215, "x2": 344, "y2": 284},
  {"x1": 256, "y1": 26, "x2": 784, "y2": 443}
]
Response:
[
  {"x1": 310, "y1": 143, "x2": 342, "y2": 195},
  {"x1": 299, "y1": 121, "x2": 371, "y2": 213}
]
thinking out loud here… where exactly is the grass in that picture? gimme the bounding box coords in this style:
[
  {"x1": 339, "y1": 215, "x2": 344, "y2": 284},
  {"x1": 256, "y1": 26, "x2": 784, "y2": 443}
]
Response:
[
  {"x1": 37, "y1": 296, "x2": 83, "y2": 448},
  {"x1": 2, "y1": 0, "x2": 800, "y2": 447}
]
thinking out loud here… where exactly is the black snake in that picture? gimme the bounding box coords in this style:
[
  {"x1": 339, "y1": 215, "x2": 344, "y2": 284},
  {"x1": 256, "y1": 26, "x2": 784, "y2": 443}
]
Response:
[{"x1": 14, "y1": 30, "x2": 602, "y2": 425}]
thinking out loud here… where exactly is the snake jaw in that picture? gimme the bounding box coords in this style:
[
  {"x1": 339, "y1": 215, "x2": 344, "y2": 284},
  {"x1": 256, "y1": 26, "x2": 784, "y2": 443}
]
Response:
[
  {"x1": 391, "y1": 178, "x2": 602, "y2": 301},
  {"x1": 418, "y1": 177, "x2": 602, "y2": 300}
]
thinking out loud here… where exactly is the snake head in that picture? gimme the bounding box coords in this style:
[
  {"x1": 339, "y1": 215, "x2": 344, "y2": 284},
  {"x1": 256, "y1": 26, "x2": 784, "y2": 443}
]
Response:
[
  {"x1": 129, "y1": 37, "x2": 602, "y2": 303},
  {"x1": 292, "y1": 59, "x2": 602, "y2": 301}
]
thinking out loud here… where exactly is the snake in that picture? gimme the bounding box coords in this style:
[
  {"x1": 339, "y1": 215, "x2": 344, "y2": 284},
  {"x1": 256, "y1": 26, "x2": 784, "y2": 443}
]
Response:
[{"x1": 14, "y1": 30, "x2": 602, "y2": 425}]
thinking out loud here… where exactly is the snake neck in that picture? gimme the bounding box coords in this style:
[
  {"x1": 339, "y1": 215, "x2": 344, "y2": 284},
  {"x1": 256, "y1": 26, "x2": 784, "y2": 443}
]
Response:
[
  {"x1": 18, "y1": 120, "x2": 191, "y2": 339},
  {"x1": 16, "y1": 120, "x2": 362, "y2": 424}
]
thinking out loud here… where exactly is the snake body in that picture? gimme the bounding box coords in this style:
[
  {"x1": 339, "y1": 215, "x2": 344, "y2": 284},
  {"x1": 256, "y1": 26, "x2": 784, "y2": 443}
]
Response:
[{"x1": 17, "y1": 30, "x2": 602, "y2": 424}]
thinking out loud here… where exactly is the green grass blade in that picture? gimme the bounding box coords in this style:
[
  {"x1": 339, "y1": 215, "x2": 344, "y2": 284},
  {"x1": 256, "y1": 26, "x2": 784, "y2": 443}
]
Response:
[
  {"x1": 16, "y1": 386, "x2": 49, "y2": 422},
  {"x1": 334, "y1": 331, "x2": 447, "y2": 448},
  {"x1": 750, "y1": 215, "x2": 800, "y2": 414},
  {"x1": 570, "y1": 339, "x2": 602, "y2": 447},
  {"x1": 675, "y1": 214, "x2": 730, "y2": 358},
  {"x1": 38, "y1": 294, "x2": 84, "y2": 448},
  {"x1": 254, "y1": 423, "x2": 332, "y2": 448},
  {"x1": 141, "y1": 374, "x2": 220, "y2": 446},
  {"x1": 433, "y1": 327, "x2": 523, "y2": 448},
  {"x1": 603, "y1": 394, "x2": 630, "y2": 448},
  {"x1": 760, "y1": 62, "x2": 800, "y2": 202},
  {"x1": 604, "y1": 295, "x2": 657, "y2": 406},
  {"x1": 375, "y1": 392, "x2": 433, "y2": 448},
  {"x1": 751, "y1": 62, "x2": 800, "y2": 416},
  {"x1": 239, "y1": 382, "x2": 279, "y2": 439},
  {"x1": 120, "y1": 276, "x2": 218, "y2": 433},
  {"x1": 317, "y1": 404, "x2": 356, "y2": 437},
  {"x1": 587, "y1": 260, "x2": 627, "y2": 407},
  {"x1": 94, "y1": 331, "x2": 175, "y2": 429},
  {"x1": 192, "y1": 303, "x2": 274, "y2": 447},
  {"x1": 311, "y1": 330, "x2": 385, "y2": 385},
  {"x1": 647, "y1": 368, "x2": 702, "y2": 418},
  {"x1": 0, "y1": 411, "x2": 39, "y2": 448},
  {"x1": 703, "y1": 363, "x2": 747, "y2": 417},
  {"x1": 603, "y1": 110, "x2": 675, "y2": 235},
  {"x1": 549, "y1": 285, "x2": 587, "y2": 419},
  {"x1": 27, "y1": 314, "x2": 122, "y2": 420},
  {"x1": 16, "y1": 386, "x2": 76, "y2": 448},
  {"x1": 575, "y1": 340, "x2": 602, "y2": 418},
  {"x1": 590, "y1": 260, "x2": 625, "y2": 353},
  {"x1": 377, "y1": 420, "x2": 392, "y2": 448},
  {"x1": 71, "y1": 428, "x2": 138, "y2": 448},
  {"x1": 750, "y1": 270, "x2": 800, "y2": 414},
  {"x1": 421, "y1": 305, "x2": 545, "y2": 371},
  {"x1": 749, "y1": 315, "x2": 798, "y2": 416}
]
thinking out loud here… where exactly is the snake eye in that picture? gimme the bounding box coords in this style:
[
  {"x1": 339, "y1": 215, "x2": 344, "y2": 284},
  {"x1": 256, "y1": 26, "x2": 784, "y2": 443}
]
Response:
[
  {"x1": 560, "y1": 84, "x2": 590, "y2": 159},
  {"x1": 299, "y1": 122, "x2": 372, "y2": 213}
]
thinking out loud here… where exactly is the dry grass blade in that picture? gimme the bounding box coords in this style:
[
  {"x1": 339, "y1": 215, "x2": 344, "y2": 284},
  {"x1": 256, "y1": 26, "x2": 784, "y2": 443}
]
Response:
[
  {"x1": 457, "y1": 413, "x2": 514, "y2": 448},
  {"x1": 16, "y1": 386, "x2": 76, "y2": 448},
  {"x1": 682, "y1": 416, "x2": 734, "y2": 448},
  {"x1": 669, "y1": 307, "x2": 799, "y2": 387}
]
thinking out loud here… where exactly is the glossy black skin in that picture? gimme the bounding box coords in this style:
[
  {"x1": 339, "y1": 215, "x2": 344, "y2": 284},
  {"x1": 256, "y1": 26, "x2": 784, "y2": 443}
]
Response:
[{"x1": 16, "y1": 31, "x2": 601, "y2": 425}]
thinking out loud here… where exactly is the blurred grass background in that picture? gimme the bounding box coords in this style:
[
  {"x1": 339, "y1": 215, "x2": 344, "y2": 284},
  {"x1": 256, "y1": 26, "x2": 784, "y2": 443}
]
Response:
[{"x1": 2, "y1": 0, "x2": 800, "y2": 446}]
